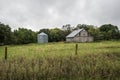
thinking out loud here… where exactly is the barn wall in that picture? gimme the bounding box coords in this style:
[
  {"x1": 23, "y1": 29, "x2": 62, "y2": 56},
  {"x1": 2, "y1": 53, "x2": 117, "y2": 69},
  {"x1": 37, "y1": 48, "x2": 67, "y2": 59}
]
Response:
[
  {"x1": 66, "y1": 37, "x2": 73, "y2": 42},
  {"x1": 73, "y1": 36, "x2": 88, "y2": 42},
  {"x1": 73, "y1": 36, "x2": 94, "y2": 42},
  {"x1": 80, "y1": 37, "x2": 88, "y2": 42},
  {"x1": 88, "y1": 36, "x2": 94, "y2": 42},
  {"x1": 80, "y1": 30, "x2": 88, "y2": 36},
  {"x1": 73, "y1": 37, "x2": 79, "y2": 42}
]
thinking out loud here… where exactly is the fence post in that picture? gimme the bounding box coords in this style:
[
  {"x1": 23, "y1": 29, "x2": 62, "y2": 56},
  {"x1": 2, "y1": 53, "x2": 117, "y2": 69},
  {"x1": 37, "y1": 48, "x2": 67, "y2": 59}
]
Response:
[
  {"x1": 75, "y1": 44, "x2": 78, "y2": 55},
  {"x1": 5, "y1": 46, "x2": 7, "y2": 60}
]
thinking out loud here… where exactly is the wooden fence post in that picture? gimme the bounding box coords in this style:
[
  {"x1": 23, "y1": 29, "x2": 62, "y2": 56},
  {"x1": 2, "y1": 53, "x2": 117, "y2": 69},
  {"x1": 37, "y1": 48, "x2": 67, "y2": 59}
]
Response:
[
  {"x1": 75, "y1": 44, "x2": 78, "y2": 55},
  {"x1": 5, "y1": 46, "x2": 7, "y2": 60}
]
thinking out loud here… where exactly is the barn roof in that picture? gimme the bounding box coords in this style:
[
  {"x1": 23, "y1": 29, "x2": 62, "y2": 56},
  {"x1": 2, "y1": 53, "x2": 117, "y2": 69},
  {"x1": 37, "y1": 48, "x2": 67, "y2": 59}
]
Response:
[
  {"x1": 66, "y1": 29, "x2": 83, "y2": 38},
  {"x1": 38, "y1": 32, "x2": 47, "y2": 36}
]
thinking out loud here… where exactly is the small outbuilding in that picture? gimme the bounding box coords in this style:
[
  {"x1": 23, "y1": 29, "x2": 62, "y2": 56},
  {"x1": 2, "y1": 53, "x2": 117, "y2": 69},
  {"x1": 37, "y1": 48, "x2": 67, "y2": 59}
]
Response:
[
  {"x1": 66, "y1": 29, "x2": 94, "y2": 42},
  {"x1": 37, "y1": 32, "x2": 48, "y2": 43}
]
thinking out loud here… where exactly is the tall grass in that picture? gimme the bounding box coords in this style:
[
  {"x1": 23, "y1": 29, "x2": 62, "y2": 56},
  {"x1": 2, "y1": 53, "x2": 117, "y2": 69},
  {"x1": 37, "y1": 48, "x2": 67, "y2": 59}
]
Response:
[{"x1": 0, "y1": 41, "x2": 120, "y2": 80}]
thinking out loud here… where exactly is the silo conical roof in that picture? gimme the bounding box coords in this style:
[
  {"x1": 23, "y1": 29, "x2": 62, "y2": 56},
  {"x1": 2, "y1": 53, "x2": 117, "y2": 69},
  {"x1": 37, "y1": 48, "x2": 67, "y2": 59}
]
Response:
[{"x1": 38, "y1": 32, "x2": 47, "y2": 35}]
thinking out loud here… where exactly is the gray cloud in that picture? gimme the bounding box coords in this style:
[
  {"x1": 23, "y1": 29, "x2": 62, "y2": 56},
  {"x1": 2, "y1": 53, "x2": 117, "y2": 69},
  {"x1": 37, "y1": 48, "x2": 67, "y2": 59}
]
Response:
[{"x1": 0, "y1": 0, "x2": 120, "y2": 31}]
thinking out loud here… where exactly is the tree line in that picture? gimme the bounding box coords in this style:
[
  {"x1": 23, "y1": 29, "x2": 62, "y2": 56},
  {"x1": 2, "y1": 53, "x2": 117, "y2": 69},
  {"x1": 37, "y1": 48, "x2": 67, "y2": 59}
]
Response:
[{"x1": 0, "y1": 22, "x2": 120, "y2": 45}]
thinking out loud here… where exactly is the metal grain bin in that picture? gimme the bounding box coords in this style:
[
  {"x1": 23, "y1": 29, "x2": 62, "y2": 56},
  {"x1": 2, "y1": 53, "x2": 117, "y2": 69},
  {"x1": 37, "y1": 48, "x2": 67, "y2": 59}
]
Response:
[{"x1": 37, "y1": 32, "x2": 48, "y2": 43}]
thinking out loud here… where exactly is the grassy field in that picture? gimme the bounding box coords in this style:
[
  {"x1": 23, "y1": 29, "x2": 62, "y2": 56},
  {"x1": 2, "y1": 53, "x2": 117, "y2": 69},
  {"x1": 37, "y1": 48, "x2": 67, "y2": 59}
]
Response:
[{"x1": 0, "y1": 41, "x2": 120, "y2": 80}]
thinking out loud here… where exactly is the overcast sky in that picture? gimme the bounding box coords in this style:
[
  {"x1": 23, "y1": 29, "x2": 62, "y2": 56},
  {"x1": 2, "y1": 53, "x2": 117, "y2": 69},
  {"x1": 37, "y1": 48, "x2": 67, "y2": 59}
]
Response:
[{"x1": 0, "y1": 0, "x2": 120, "y2": 31}]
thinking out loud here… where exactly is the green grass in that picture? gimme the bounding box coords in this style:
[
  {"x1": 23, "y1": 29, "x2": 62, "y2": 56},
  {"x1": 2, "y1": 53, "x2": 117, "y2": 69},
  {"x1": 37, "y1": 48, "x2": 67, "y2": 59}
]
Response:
[
  {"x1": 0, "y1": 41, "x2": 120, "y2": 80},
  {"x1": 0, "y1": 41, "x2": 120, "y2": 58}
]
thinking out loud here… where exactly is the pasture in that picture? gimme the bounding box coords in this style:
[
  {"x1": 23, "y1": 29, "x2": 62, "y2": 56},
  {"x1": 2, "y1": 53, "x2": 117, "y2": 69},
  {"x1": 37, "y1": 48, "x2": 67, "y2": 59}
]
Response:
[{"x1": 0, "y1": 41, "x2": 120, "y2": 80}]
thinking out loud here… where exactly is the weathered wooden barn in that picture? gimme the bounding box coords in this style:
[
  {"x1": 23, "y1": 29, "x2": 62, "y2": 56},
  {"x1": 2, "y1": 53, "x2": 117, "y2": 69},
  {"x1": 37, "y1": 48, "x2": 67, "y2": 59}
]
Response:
[{"x1": 66, "y1": 29, "x2": 93, "y2": 42}]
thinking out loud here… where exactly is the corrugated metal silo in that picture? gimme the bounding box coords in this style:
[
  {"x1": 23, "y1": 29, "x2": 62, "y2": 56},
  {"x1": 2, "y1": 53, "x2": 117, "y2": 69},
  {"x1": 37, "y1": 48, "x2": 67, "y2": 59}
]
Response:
[{"x1": 37, "y1": 32, "x2": 48, "y2": 43}]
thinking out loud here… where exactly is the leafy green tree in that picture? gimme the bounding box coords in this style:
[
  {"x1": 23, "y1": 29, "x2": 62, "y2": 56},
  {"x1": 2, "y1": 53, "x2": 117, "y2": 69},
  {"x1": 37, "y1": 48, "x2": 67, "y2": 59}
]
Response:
[
  {"x1": 62, "y1": 24, "x2": 73, "y2": 31},
  {"x1": 0, "y1": 22, "x2": 12, "y2": 45},
  {"x1": 99, "y1": 24, "x2": 119, "y2": 40},
  {"x1": 49, "y1": 28, "x2": 65, "y2": 42},
  {"x1": 62, "y1": 24, "x2": 73, "y2": 37},
  {"x1": 88, "y1": 27, "x2": 101, "y2": 41},
  {"x1": 13, "y1": 28, "x2": 37, "y2": 44},
  {"x1": 76, "y1": 24, "x2": 90, "y2": 31}
]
